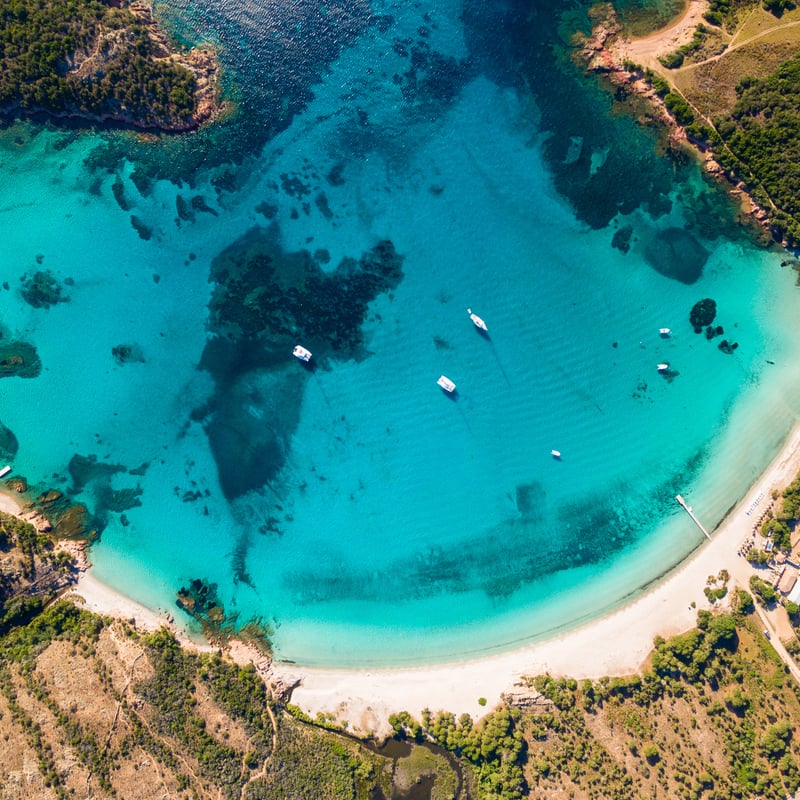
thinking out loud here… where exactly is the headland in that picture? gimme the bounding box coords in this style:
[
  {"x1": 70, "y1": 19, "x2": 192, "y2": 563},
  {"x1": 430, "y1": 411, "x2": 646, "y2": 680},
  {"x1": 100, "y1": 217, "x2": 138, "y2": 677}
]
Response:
[
  {"x1": 0, "y1": 0, "x2": 222, "y2": 131},
  {"x1": 579, "y1": 0, "x2": 800, "y2": 246}
]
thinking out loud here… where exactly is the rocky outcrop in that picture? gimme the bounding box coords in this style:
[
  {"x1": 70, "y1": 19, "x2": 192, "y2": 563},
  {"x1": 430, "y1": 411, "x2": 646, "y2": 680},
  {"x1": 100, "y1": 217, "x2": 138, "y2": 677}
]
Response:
[
  {"x1": 0, "y1": 341, "x2": 42, "y2": 379},
  {"x1": 20, "y1": 270, "x2": 69, "y2": 309},
  {"x1": 127, "y1": 0, "x2": 222, "y2": 130},
  {"x1": 1, "y1": 0, "x2": 222, "y2": 132},
  {"x1": 34, "y1": 490, "x2": 98, "y2": 541}
]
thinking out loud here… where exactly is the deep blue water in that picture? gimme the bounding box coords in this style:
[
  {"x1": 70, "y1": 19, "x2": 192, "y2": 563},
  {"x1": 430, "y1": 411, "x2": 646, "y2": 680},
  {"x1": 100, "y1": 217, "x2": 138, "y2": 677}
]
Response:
[{"x1": 2, "y1": 0, "x2": 800, "y2": 665}]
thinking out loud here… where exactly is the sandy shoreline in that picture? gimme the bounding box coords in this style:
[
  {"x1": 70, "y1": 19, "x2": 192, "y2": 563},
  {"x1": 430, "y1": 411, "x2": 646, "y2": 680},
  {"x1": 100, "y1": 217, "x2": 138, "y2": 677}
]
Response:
[
  {"x1": 271, "y1": 422, "x2": 800, "y2": 736},
  {"x1": 3, "y1": 423, "x2": 800, "y2": 738},
  {"x1": 624, "y1": 0, "x2": 710, "y2": 69}
]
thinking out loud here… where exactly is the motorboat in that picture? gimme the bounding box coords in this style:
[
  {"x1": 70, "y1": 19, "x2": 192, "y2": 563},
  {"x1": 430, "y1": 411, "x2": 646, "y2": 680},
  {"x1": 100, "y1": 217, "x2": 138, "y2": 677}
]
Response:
[
  {"x1": 293, "y1": 345, "x2": 312, "y2": 362},
  {"x1": 551, "y1": 450, "x2": 561, "y2": 459},
  {"x1": 437, "y1": 375, "x2": 456, "y2": 393},
  {"x1": 467, "y1": 308, "x2": 488, "y2": 332},
  {"x1": 659, "y1": 328, "x2": 671, "y2": 337},
  {"x1": 0, "y1": 466, "x2": 10, "y2": 479},
  {"x1": 657, "y1": 363, "x2": 669, "y2": 372}
]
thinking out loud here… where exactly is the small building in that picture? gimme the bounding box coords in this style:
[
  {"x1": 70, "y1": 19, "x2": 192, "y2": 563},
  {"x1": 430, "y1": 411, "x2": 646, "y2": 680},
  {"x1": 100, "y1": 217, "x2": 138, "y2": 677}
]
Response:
[{"x1": 777, "y1": 566, "x2": 798, "y2": 596}]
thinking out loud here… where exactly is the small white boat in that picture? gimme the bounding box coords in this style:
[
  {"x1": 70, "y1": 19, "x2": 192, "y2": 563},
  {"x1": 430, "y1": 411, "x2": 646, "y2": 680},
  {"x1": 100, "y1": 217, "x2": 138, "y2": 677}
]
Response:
[
  {"x1": 292, "y1": 345, "x2": 312, "y2": 362},
  {"x1": 437, "y1": 375, "x2": 456, "y2": 393},
  {"x1": 467, "y1": 308, "x2": 488, "y2": 332},
  {"x1": 0, "y1": 466, "x2": 10, "y2": 479},
  {"x1": 659, "y1": 328, "x2": 671, "y2": 337},
  {"x1": 657, "y1": 363, "x2": 669, "y2": 372},
  {"x1": 551, "y1": 450, "x2": 561, "y2": 459}
]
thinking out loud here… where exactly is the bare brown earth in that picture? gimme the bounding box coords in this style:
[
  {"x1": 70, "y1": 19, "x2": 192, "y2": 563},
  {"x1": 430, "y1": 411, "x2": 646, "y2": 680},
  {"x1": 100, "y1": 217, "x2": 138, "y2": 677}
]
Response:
[
  {"x1": 8, "y1": 603, "x2": 800, "y2": 800},
  {"x1": 623, "y1": 0, "x2": 711, "y2": 70}
]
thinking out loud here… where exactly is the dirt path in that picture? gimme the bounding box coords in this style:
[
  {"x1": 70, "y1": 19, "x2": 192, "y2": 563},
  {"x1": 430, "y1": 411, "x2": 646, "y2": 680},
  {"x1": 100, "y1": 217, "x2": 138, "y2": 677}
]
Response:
[{"x1": 680, "y1": 17, "x2": 800, "y2": 71}]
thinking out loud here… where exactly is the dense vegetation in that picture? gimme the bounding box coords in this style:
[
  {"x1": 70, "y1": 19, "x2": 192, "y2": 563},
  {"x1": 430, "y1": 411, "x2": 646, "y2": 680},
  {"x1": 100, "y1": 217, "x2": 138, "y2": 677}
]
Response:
[
  {"x1": 4, "y1": 584, "x2": 800, "y2": 799},
  {"x1": 713, "y1": 55, "x2": 800, "y2": 244},
  {"x1": 622, "y1": 0, "x2": 800, "y2": 245},
  {"x1": 0, "y1": 0, "x2": 199, "y2": 127},
  {"x1": 390, "y1": 604, "x2": 800, "y2": 800}
]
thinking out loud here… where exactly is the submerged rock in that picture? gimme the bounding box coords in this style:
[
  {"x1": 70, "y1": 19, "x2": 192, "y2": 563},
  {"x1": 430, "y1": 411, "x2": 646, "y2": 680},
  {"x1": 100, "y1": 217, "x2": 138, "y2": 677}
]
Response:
[
  {"x1": 202, "y1": 226, "x2": 404, "y2": 500},
  {"x1": 130, "y1": 215, "x2": 152, "y2": 240},
  {"x1": 0, "y1": 421, "x2": 18, "y2": 462},
  {"x1": 644, "y1": 227, "x2": 708, "y2": 284},
  {"x1": 112, "y1": 343, "x2": 145, "y2": 365},
  {"x1": 112, "y1": 176, "x2": 131, "y2": 211},
  {"x1": 0, "y1": 341, "x2": 42, "y2": 379},
  {"x1": 20, "y1": 270, "x2": 68, "y2": 308},
  {"x1": 191, "y1": 195, "x2": 218, "y2": 216},
  {"x1": 68, "y1": 453, "x2": 126, "y2": 493},
  {"x1": 205, "y1": 366, "x2": 303, "y2": 499},
  {"x1": 611, "y1": 224, "x2": 634, "y2": 253},
  {"x1": 97, "y1": 485, "x2": 143, "y2": 513},
  {"x1": 176, "y1": 194, "x2": 195, "y2": 222},
  {"x1": 515, "y1": 481, "x2": 546, "y2": 521},
  {"x1": 690, "y1": 298, "x2": 717, "y2": 332},
  {"x1": 34, "y1": 490, "x2": 98, "y2": 541},
  {"x1": 176, "y1": 577, "x2": 272, "y2": 652}
]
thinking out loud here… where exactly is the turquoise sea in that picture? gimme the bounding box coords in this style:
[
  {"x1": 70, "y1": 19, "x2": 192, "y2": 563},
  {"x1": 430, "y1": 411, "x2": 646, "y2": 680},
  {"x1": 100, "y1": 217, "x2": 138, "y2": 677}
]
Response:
[{"x1": 3, "y1": 0, "x2": 800, "y2": 666}]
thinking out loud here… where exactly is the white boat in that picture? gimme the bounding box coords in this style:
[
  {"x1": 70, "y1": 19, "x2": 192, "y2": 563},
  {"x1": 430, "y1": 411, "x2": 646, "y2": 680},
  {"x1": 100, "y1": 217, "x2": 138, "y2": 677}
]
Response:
[
  {"x1": 659, "y1": 328, "x2": 671, "y2": 337},
  {"x1": 467, "y1": 308, "x2": 488, "y2": 332},
  {"x1": 657, "y1": 363, "x2": 669, "y2": 372},
  {"x1": 551, "y1": 450, "x2": 562, "y2": 459},
  {"x1": 0, "y1": 466, "x2": 10, "y2": 479},
  {"x1": 292, "y1": 345, "x2": 312, "y2": 362},
  {"x1": 437, "y1": 375, "x2": 456, "y2": 393}
]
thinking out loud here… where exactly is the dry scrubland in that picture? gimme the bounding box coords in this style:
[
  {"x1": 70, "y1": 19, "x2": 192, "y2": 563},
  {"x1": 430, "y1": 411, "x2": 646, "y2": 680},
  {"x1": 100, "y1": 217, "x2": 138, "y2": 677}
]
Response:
[
  {"x1": 4, "y1": 594, "x2": 800, "y2": 800},
  {"x1": 672, "y1": 5, "x2": 800, "y2": 118}
]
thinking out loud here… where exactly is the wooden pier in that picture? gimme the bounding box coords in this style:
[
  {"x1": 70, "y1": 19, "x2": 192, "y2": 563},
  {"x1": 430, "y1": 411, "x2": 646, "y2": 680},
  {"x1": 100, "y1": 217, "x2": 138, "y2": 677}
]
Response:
[{"x1": 676, "y1": 494, "x2": 711, "y2": 541}]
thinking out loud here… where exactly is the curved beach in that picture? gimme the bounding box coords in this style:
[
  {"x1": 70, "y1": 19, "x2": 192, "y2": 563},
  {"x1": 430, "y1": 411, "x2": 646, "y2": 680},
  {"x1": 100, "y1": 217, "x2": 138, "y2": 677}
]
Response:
[
  {"x1": 271, "y1": 422, "x2": 800, "y2": 734},
  {"x1": 3, "y1": 422, "x2": 797, "y2": 737}
]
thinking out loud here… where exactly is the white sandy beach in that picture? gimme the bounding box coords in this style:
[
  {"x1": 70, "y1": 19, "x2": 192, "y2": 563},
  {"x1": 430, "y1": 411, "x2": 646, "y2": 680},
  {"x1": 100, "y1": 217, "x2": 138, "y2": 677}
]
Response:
[
  {"x1": 269, "y1": 423, "x2": 800, "y2": 736},
  {"x1": 3, "y1": 423, "x2": 800, "y2": 738}
]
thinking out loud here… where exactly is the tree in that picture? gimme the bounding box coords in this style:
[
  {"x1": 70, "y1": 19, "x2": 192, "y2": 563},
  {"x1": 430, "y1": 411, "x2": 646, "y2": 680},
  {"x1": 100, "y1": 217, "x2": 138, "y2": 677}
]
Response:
[{"x1": 643, "y1": 743, "x2": 660, "y2": 763}]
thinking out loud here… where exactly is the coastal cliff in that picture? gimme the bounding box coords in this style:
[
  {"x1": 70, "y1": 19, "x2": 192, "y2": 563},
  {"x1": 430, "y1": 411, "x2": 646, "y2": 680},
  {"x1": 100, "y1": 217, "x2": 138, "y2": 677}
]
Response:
[{"x1": 0, "y1": 0, "x2": 221, "y2": 131}]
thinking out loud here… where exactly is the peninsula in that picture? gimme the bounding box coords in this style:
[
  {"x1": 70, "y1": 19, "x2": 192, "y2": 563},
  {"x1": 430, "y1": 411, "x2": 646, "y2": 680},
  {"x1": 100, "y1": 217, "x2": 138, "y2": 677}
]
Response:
[
  {"x1": 0, "y1": 0, "x2": 220, "y2": 131},
  {"x1": 580, "y1": 0, "x2": 800, "y2": 246}
]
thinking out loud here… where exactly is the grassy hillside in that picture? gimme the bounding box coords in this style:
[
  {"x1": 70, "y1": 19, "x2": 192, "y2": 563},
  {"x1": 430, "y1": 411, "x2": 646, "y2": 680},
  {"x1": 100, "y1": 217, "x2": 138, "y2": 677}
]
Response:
[
  {"x1": 3, "y1": 590, "x2": 800, "y2": 799},
  {"x1": 5, "y1": 509, "x2": 800, "y2": 799}
]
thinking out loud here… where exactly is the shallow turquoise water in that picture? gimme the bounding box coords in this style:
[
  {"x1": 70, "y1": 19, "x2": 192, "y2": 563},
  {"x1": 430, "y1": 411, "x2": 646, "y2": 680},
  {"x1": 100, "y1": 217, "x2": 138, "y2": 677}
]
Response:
[{"x1": 2, "y1": 0, "x2": 800, "y2": 665}]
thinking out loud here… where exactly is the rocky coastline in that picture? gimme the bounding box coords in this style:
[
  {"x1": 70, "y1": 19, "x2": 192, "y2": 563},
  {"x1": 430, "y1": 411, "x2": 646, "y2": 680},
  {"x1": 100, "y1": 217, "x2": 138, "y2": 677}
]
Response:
[
  {"x1": 0, "y1": 0, "x2": 223, "y2": 133},
  {"x1": 577, "y1": 4, "x2": 776, "y2": 245},
  {"x1": 126, "y1": 0, "x2": 222, "y2": 131}
]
